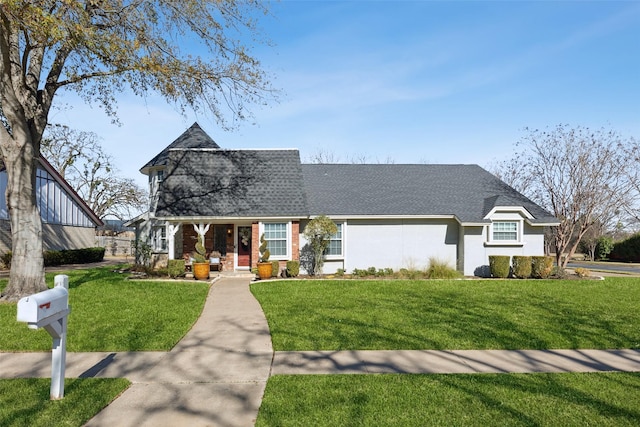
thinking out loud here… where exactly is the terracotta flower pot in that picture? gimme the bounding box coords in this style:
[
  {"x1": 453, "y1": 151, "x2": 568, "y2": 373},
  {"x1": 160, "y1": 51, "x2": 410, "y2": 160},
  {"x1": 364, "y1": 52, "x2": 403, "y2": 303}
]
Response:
[
  {"x1": 193, "y1": 262, "x2": 210, "y2": 280},
  {"x1": 257, "y1": 262, "x2": 272, "y2": 280}
]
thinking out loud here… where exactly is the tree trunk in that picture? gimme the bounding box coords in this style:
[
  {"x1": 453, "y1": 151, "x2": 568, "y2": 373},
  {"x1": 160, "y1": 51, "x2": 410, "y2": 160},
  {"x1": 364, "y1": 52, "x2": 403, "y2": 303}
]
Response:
[{"x1": 0, "y1": 129, "x2": 46, "y2": 301}]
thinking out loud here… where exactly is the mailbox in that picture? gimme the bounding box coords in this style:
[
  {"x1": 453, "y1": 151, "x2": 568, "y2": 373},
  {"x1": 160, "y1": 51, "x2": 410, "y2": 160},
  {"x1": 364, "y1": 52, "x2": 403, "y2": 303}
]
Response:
[
  {"x1": 17, "y1": 287, "x2": 69, "y2": 329},
  {"x1": 16, "y1": 275, "x2": 70, "y2": 400}
]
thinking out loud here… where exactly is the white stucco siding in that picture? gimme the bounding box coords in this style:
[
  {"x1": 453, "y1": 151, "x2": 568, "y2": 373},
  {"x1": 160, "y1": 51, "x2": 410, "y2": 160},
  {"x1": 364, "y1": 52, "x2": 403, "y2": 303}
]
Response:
[
  {"x1": 343, "y1": 219, "x2": 458, "y2": 272},
  {"x1": 462, "y1": 222, "x2": 547, "y2": 276}
]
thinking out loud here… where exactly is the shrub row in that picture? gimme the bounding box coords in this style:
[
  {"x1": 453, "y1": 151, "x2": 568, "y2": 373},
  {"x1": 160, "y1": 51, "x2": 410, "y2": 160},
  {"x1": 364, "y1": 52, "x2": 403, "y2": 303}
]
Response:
[
  {"x1": 1, "y1": 247, "x2": 105, "y2": 269},
  {"x1": 349, "y1": 259, "x2": 461, "y2": 280},
  {"x1": 488, "y1": 255, "x2": 554, "y2": 279},
  {"x1": 609, "y1": 233, "x2": 640, "y2": 262}
]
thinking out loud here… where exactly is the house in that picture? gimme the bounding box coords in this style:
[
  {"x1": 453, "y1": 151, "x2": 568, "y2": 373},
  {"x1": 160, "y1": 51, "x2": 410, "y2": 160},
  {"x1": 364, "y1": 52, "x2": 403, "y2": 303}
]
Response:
[
  {"x1": 0, "y1": 156, "x2": 103, "y2": 253},
  {"x1": 128, "y1": 123, "x2": 558, "y2": 276}
]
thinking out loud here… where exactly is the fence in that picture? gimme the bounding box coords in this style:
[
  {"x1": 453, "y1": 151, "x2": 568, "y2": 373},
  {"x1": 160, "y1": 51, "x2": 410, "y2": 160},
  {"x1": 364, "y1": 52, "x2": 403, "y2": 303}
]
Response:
[{"x1": 95, "y1": 236, "x2": 135, "y2": 257}]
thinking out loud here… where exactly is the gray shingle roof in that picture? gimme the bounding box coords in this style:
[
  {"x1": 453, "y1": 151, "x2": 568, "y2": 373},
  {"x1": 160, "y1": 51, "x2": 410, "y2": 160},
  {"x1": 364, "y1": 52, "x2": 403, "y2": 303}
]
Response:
[
  {"x1": 155, "y1": 149, "x2": 308, "y2": 218},
  {"x1": 301, "y1": 164, "x2": 556, "y2": 224},
  {"x1": 141, "y1": 122, "x2": 220, "y2": 173},
  {"x1": 148, "y1": 124, "x2": 555, "y2": 223}
]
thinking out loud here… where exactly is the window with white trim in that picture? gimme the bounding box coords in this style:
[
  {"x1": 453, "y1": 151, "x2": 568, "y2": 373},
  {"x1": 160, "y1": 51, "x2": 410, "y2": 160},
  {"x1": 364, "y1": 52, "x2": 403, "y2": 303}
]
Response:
[
  {"x1": 151, "y1": 226, "x2": 167, "y2": 251},
  {"x1": 492, "y1": 221, "x2": 519, "y2": 242},
  {"x1": 264, "y1": 223, "x2": 287, "y2": 257},
  {"x1": 324, "y1": 223, "x2": 343, "y2": 256}
]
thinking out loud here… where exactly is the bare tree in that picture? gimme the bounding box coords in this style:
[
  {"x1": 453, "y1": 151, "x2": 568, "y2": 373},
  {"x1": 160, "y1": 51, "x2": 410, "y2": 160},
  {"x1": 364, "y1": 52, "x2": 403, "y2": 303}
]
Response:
[
  {"x1": 0, "y1": 1, "x2": 275, "y2": 300},
  {"x1": 306, "y1": 148, "x2": 396, "y2": 165},
  {"x1": 496, "y1": 125, "x2": 638, "y2": 268},
  {"x1": 306, "y1": 148, "x2": 342, "y2": 164},
  {"x1": 41, "y1": 124, "x2": 148, "y2": 220}
]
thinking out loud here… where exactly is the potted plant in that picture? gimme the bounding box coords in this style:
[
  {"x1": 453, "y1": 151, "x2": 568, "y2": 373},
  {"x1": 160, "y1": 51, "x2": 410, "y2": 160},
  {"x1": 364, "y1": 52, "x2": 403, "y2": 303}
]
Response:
[
  {"x1": 256, "y1": 233, "x2": 272, "y2": 279},
  {"x1": 192, "y1": 234, "x2": 210, "y2": 280}
]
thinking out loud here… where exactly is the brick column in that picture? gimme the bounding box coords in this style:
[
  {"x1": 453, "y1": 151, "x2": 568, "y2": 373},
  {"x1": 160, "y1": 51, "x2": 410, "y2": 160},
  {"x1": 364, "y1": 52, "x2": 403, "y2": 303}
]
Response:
[
  {"x1": 291, "y1": 221, "x2": 300, "y2": 261},
  {"x1": 251, "y1": 222, "x2": 260, "y2": 269}
]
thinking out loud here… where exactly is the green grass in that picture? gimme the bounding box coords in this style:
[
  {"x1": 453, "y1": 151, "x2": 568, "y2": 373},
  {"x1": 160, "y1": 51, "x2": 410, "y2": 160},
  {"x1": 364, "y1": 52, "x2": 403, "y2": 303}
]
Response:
[
  {"x1": 0, "y1": 378, "x2": 130, "y2": 427},
  {"x1": 257, "y1": 372, "x2": 640, "y2": 426},
  {"x1": 251, "y1": 278, "x2": 640, "y2": 351},
  {"x1": 0, "y1": 267, "x2": 209, "y2": 351}
]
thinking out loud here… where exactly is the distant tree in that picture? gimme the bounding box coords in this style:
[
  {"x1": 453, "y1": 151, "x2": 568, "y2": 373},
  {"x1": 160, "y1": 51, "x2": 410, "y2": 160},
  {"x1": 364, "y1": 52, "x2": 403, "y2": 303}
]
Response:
[
  {"x1": 0, "y1": 1, "x2": 275, "y2": 300},
  {"x1": 302, "y1": 215, "x2": 338, "y2": 276},
  {"x1": 496, "y1": 125, "x2": 639, "y2": 268},
  {"x1": 579, "y1": 221, "x2": 606, "y2": 261},
  {"x1": 306, "y1": 148, "x2": 341, "y2": 164},
  {"x1": 306, "y1": 148, "x2": 395, "y2": 164},
  {"x1": 41, "y1": 124, "x2": 148, "y2": 220}
]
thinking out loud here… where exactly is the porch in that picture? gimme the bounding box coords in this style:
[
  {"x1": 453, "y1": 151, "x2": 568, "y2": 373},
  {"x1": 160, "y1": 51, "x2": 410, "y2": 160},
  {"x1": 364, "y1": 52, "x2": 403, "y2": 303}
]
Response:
[{"x1": 168, "y1": 223, "x2": 256, "y2": 272}]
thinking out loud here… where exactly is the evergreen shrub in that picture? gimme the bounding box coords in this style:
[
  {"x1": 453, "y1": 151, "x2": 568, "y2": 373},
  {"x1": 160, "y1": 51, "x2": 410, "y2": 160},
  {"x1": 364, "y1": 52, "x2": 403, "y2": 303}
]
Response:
[
  {"x1": 531, "y1": 256, "x2": 554, "y2": 279},
  {"x1": 511, "y1": 255, "x2": 532, "y2": 278},
  {"x1": 167, "y1": 260, "x2": 185, "y2": 278},
  {"x1": 271, "y1": 260, "x2": 280, "y2": 277},
  {"x1": 489, "y1": 255, "x2": 510, "y2": 278},
  {"x1": 286, "y1": 260, "x2": 300, "y2": 277}
]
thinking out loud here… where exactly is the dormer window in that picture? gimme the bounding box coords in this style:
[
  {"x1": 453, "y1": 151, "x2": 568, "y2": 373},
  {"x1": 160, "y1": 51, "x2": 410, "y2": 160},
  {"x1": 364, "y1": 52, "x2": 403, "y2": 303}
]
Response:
[{"x1": 488, "y1": 220, "x2": 523, "y2": 245}]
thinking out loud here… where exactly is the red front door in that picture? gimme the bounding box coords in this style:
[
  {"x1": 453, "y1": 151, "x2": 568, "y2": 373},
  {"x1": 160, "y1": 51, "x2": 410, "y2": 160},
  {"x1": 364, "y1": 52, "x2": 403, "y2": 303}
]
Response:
[{"x1": 237, "y1": 226, "x2": 251, "y2": 268}]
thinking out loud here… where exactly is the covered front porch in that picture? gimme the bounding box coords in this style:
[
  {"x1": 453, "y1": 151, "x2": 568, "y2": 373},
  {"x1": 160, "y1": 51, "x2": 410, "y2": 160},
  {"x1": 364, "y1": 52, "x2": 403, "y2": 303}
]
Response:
[{"x1": 166, "y1": 222, "x2": 258, "y2": 271}]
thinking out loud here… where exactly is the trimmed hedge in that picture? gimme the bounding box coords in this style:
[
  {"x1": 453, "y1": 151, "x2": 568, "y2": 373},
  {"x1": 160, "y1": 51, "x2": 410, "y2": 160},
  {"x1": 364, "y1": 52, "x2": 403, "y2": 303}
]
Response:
[
  {"x1": 531, "y1": 256, "x2": 554, "y2": 279},
  {"x1": 167, "y1": 259, "x2": 185, "y2": 278},
  {"x1": 1, "y1": 247, "x2": 105, "y2": 268},
  {"x1": 489, "y1": 255, "x2": 510, "y2": 278},
  {"x1": 610, "y1": 233, "x2": 640, "y2": 262},
  {"x1": 271, "y1": 260, "x2": 280, "y2": 277},
  {"x1": 511, "y1": 255, "x2": 532, "y2": 279},
  {"x1": 286, "y1": 260, "x2": 300, "y2": 277}
]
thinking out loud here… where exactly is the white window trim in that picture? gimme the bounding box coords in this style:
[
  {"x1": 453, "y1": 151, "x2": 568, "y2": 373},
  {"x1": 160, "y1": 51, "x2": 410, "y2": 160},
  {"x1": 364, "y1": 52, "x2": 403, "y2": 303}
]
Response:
[
  {"x1": 260, "y1": 221, "x2": 291, "y2": 260},
  {"x1": 324, "y1": 222, "x2": 344, "y2": 260},
  {"x1": 151, "y1": 225, "x2": 168, "y2": 252},
  {"x1": 485, "y1": 220, "x2": 524, "y2": 246}
]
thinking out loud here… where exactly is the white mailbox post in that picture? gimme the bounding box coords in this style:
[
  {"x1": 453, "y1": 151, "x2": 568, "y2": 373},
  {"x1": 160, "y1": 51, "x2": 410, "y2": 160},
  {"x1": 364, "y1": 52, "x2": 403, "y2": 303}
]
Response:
[{"x1": 17, "y1": 275, "x2": 70, "y2": 400}]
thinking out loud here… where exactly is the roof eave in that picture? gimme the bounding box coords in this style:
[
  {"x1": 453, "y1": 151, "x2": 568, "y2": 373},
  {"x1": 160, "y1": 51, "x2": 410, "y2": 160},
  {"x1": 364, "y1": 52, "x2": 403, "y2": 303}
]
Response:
[{"x1": 155, "y1": 215, "x2": 309, "y2": 222}]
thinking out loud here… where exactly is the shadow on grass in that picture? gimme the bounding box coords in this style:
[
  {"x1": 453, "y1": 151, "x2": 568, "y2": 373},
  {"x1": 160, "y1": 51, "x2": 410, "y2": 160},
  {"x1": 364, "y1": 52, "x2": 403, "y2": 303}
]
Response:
[
  {"x1": 255, "y1": 280, "x2": 640, "y2": 351},
  {"x1": 257, "y1": 372, "x2": 640, "y2": 426}
]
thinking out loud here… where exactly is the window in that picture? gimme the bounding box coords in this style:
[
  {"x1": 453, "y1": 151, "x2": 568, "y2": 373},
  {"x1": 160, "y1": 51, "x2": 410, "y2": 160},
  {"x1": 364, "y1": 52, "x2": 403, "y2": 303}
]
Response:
[
  {"x1": 264, "y1": 223, "x2": 287, "y2": 257},
  {"x1": 492, "y1": 221, "x2": 518, "y2": 241},
  {"x1": 152, "y1": 226, "x2": 167, "y2": 251},
  {"x1": 157, "y1": 170, "x2": 164, "y2": 182},
  {"x1": 324, "y1": 223, "x2": 343, "y2": 256},
  {"x1": 33, "y1": 168, "x2": 92, "y2": 226}
]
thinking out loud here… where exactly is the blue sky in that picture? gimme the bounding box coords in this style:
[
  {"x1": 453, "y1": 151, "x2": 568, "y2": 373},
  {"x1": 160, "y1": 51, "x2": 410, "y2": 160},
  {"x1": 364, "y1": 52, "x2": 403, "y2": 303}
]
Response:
[{"x1": 53, "y1": 1, "x2": 640, "y2": 189}]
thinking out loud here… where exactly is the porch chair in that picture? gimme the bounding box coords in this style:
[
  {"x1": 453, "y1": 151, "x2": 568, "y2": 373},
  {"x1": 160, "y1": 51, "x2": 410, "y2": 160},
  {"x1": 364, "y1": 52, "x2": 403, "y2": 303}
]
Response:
[{"x1": 209, "y1": 251, "x2": 222, "y2": 272}]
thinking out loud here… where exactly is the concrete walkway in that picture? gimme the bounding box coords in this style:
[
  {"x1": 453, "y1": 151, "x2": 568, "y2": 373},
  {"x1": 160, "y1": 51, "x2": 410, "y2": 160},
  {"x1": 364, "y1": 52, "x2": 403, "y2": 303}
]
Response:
[
  {"x1": 85, "y1": 276, "x2": 274, "y2": 427},
  {"x1": 2, "y1": 276, "x2": 273, "y2": 427},
  {"x1": 1, "y1": 275, "x2": 640, "y2": 427},
  {"x1": 272, "y1": 349, "x2": 640, "y2": 375}
]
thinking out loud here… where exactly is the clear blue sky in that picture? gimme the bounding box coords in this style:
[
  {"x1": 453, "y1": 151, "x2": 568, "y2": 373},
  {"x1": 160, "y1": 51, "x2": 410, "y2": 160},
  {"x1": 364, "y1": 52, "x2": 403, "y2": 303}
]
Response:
[{"x1": 53, "y1": 1, "x2": 640, "y2": 189}]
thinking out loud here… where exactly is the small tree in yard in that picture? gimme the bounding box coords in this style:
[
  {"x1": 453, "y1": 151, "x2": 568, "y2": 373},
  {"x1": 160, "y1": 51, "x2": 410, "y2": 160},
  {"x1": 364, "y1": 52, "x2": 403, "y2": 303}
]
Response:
[{"x1": 303, "y1": 215, "x2": 337, "y2": 276}]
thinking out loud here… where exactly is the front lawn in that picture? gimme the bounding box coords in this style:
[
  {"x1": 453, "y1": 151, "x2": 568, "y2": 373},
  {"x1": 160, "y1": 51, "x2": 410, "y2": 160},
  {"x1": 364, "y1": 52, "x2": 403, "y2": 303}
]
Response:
[
  {"x1": 251, "y1": 278, "x2": 640, "y2": 351},
  {"x1": 257, "y1": 372, "x2": 640, "y2": 426},
  {"x1": 0, "y1": 267, "x2": 209, "y2": 351},
  {"x1": 0, "y1": 378, "x2": 130, "y2": 427}
]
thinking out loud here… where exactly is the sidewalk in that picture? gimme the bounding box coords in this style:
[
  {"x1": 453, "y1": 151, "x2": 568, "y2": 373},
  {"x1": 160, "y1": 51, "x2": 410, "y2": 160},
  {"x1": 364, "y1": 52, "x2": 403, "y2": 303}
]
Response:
[
  {"x1": 1, "y1": 275, "x2": 639, "y2": 427},
  {"x1": 272, "y1": 349, "x2": 640, "y2": 375},
  {"x1": 84, "y1": 276, "x2": 273, "y2": 427}
]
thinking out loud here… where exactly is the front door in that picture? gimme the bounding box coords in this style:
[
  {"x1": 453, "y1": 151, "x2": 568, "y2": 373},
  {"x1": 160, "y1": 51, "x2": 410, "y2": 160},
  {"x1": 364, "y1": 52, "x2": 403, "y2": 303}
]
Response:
[{"x1": 237, "y1": 226, "x2": 251, "y2": 268}]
